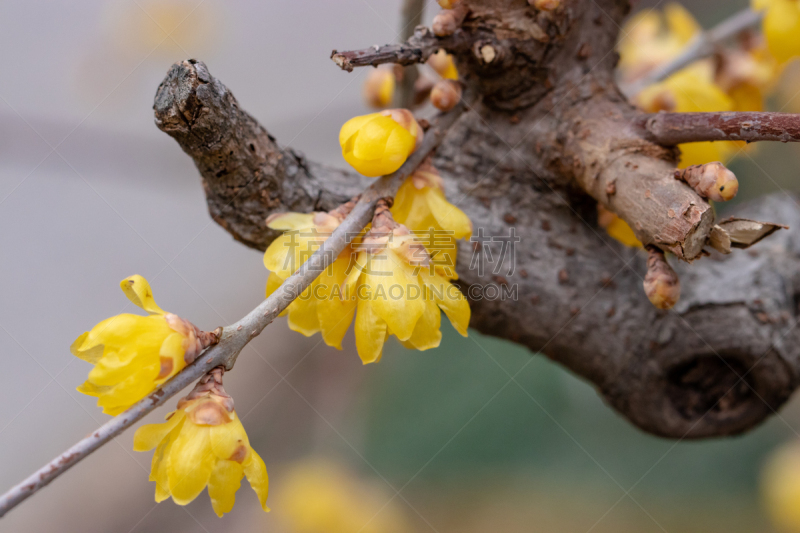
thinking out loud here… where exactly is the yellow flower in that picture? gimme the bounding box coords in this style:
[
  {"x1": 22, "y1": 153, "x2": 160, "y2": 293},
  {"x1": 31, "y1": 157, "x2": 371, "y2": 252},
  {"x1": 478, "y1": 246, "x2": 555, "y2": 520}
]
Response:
[
  {"x1": 597, "y1": 205, "x2": 642, "y2": 248},
  {"x1": 753, "y1": 0, "x2": 800, "y2": 63},
  {"x1": 617, "y1": 3, "x2": 700, "y2": 83},
  {"x1": 637, "y1": 64, "x2": 737, "y2": 167},
  {"x1": 72, "y1": 275, "x2": 218, "y2": 416},
  {"x1": 362, "y1": 66, "x2": 395, "y2": 109},
  {"x1": 263, "y1": 211, "x2": 358, "y2": 350},
  {"x1": 427, "y1": 49, "x2": 459, "y2": 80},
  {"x1": 339, "y1": 109, "x2": 421, "y2": 177},
  {"x1": 762, "y1": 441, "x2": 800, "y2": 532},
  {"x1": 264, "y1": 205, "x2": 470, "y2": 363},
  {"x1": 133, "y1": 369, "x2": 268, "y2": 517},
  {"x1": 276, "y1": 458, "x2": 410, "y2": 533},
  {"x1": 391, "y1": 162, "x2": 472, "y2": 277},
  {"x1": 347, "y1": 213, "x2": 470, "y2": 363}
]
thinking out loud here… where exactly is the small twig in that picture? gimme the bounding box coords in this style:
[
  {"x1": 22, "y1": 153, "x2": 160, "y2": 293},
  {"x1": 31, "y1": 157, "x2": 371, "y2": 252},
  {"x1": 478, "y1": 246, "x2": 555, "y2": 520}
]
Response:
[
  {"x1": 397, "y1": 0, "x2": 425, "y2": 108},
  {"x1": 331, "y1": 26, "x2": 464, "y2": 72},
  {"x1": 0, "y1": 100, "x2": 469, "y2": 519},
  {"x1": 639, "y1": 112, "x2": 800, "y2": 145},
  {"x1": 621, "y1": 8, "x2": 763, "y2": 97}
]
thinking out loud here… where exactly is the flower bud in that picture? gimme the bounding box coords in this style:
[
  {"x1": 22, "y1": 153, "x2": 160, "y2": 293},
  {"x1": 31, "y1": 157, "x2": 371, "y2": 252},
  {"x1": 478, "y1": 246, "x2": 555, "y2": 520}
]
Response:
[
  {"x1": 675, "y1": 161, "x2": 739, "y2": 202},
  {"x1": 362, "y1": 66, "x2": 395, "y2": 109},
  {"x1": 430, "y1": 79, "x2": 462, "y2": 111},
  {"x1": 643, "y1": 247, "x2": 680, "y2": 310},
  {"x1": 438, "y1": 0, "x2": 462, "y2": 8},
  {"x1": 427, "y1": 49, "x2": 459, "y2": 80},
  {"x1": 432, "y1": 4, "x2": 467, "y2": 36},
  {"x1": 339, "y1": 109, "x2": 422, "y2": 177}
]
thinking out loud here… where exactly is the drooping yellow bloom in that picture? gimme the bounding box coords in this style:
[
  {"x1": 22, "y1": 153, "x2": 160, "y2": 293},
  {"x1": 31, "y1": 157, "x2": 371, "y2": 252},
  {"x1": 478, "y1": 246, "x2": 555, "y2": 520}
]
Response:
[
  {"x1": 263, "y1": 210, "x2": 357, "y2": 350},
  {"x1": 637, "y1": 63, "x2": 737, "y2": 168},
  {"x1": 753, "y1": 0, "x2": 800, "y2": 63},
  {"x1": 346, "y1": 210, "x2": 470, "y2": 363},
  {"x1": 276, "y1": 458, "x2": 410, "y2": 533},
  {"x1": 392, "y1": 162, "x2": 472, "y2": 277},
  {"x1": 133, "y1": 369, "x2": 268, "y2": 517},
  {"x1": 762, "y1": 441, "x2": 800, "y2": 532},
  {"x1": 339, "y1": 109, "x2": 421, "y2": 177},
  {"x1": 427, "y1": 49, "x2": 459, "y2": 80},
  {"x1": 617, "y1": 3, "x2": 700, "y2": 83},
  {"x1": 362, "y1": 66, "x2": 396, "y2": 109},
  {"x1": 716, "y1": 38, "x2": 780, "y2": 113},
  {"x1": 264, "y1": 204, "x2": 470, "y2": 363},
  {"x1": 72, "y1": 275, "x2": 218, "y2": 415}
]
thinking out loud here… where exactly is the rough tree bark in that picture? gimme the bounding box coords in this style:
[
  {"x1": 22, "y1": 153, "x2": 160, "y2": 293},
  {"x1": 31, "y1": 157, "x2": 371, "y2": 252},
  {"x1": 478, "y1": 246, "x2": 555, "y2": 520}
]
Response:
[{"x1": 154, "y1": 0, "x2": 800, "y2": 439}]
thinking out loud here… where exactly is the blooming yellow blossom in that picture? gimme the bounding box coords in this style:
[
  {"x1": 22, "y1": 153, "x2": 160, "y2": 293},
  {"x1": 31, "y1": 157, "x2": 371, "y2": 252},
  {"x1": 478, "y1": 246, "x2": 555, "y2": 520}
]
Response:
[
  {"x1": 133, "y1": 369, "x2": 268, "y2": 517},
  {"x1": 637, "y1": 64, "x2": 737, "y2": 168},
  {"x1": 276, "y1": 458, "x2": 409, "y2": 533},
  {"x1": 339, "y1": 109, "x2": 421, "y2": 177},
  {"x1": 72, "y1": 275, "x2": 218, "y2": 415},
  {"x1": 264, "y1": 204, "x2": 470, "y2": 363},
  {"x1": 362, "y1": 67, "x2": 395, "y2": 109},
  {"x1": 263, "y1": 210, "x2": 357, "y2": 350},
  {"x1": 617, "y1": 3, "x2": 700, "y2": 83},
  {"x1": 762, "y1": 441, "x2": 800, "y2": 532},
  {"x1": 753, "y1": 0, "x2": 800, "y2": 63},
  {"x1": 391, "y1": 162, "x2": 472, "y2": 277},
  {"x1": 427, "y1": 49, "x2": 459, "y2": 80}
]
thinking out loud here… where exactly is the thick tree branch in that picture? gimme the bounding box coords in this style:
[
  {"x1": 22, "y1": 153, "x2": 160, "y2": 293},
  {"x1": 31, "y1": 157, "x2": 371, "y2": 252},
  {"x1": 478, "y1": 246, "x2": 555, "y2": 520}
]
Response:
[
  {"x1": 152, "y1": 51, "x2": 800, "y2": 441},
  {"x1": 620, "y1": 8, "x2": 763, "y2": 96},
  {"x1": 0, "y1": 63, "x2": 467, "y2": 517},
  {"x1": 639, "y1": 112, "x2": 800, "y2": 145}
]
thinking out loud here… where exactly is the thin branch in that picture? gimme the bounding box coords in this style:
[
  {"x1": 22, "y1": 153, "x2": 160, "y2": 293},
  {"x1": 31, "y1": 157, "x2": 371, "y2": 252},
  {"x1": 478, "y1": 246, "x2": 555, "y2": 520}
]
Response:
[
  {"x1": 620, "y1": 8, "x2": 763, "y2": 97},
  {"x1": 331, "y1": 26, "x2": 462, "y2": 72},
  {"x1": 397, "y1": 0, "x2": 425, "y2": 108},
  {"x1": 639, "y1": 111, "x2": 800, "y2": 145},
  {"x1": 0, "y1": 101, "x2": 469, "y2": 519}
]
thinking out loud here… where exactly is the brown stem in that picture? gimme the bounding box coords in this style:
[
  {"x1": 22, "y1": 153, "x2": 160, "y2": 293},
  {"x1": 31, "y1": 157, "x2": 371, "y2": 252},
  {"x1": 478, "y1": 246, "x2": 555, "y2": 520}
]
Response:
[
  {"x1": 397, "y1": 0, "x2": 425, "y2": 108},
  {"x1": 331, "y1": 26, "x2": 465, "y2": 71},
  {"x1": 639, "y1": 112, "x2": 800, "y2": 145}
]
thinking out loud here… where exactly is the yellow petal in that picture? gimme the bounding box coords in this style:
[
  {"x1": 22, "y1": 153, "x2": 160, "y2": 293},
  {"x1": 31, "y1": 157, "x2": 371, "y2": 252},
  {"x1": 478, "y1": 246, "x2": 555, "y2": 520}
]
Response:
[
  {"x1": 339, "y1": 113, "x2": 379, "y2": 147},
  {"x1": 365, "y1": 254, "x2": 424, "y2": 341},
  {"x1": 70, "y1": 332, "x2": 103, "y2": 364},
  {"x1": 120, "y1": 275, "x2": 165, "y2": 315},
  {"x1": 316, "y1": 257, "x2": 357, "y2": 349},
  {"x1": 266, "y1": 212, "x2": 315, "y2": 231},
  {"x1": 209, "y1": 415, "x2": 249, "y2": 460},
  {"x1": 208, "y1": 459, "x2": 244, "y2": 517},
  {"x1": 664, "y1": 3, "x2": 700, "y2": 44},
  {"x1": 168, "y1": 422, "x2": 214, "y2": 505},
  {"x1": 402, "y1": 298, "x2": 442, "y2": 351},
  {"x1": 134, "y1": 411, "x2": 185, "y2": 452},
  {"x1": 355, "y1": 294, "x2": 388, "y2": 364},
  {"x1": 423, "y1": 272, "x2": 470, "y2": 336},
  {"x1": 352, "y1": 116, "x2": 397, "y2": 161},
  {"x1": 763, "y1": 0, "x2": 800, "y2": 63},
  {"x1": 158, "y1": 332, "x2": 187, "y2": 378},
  {"x1": 151, "y1": 426, "x2": 179, "y2": 502},
  {"x1": 287, "y1": 284, "x2": 322, "y2": 337},
  {"x1": 244, "y1": 448, "x2": 270, "y2": 512},
  {"x1": 426, "y1": 188, "x2": 473, "y2": 239}
]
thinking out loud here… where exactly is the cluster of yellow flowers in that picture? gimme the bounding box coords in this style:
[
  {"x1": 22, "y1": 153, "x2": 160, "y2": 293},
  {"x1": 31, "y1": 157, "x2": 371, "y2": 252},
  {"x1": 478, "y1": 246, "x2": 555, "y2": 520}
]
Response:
[
  {"x1": 264, "y1": 107, "x2": 472, "y2": 364},
  {"x1": 619, "y1": 3, "x2": 784, "y2": 168},
  {"x1": 71, "y1": 100, "x2": 472, "y2": 516},
  {"x1": 606, "y1": 1, "x2": 799, "y2": 249},
  {"x1": 72, "y1": 276, "x2": 268, "y2": 515}
]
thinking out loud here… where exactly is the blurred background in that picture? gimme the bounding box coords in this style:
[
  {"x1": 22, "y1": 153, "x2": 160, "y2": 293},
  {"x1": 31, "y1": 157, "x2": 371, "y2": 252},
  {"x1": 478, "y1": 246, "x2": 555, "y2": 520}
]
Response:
[{"x1": 3, "y1": 0, "x2": 800, "y2": 531}]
